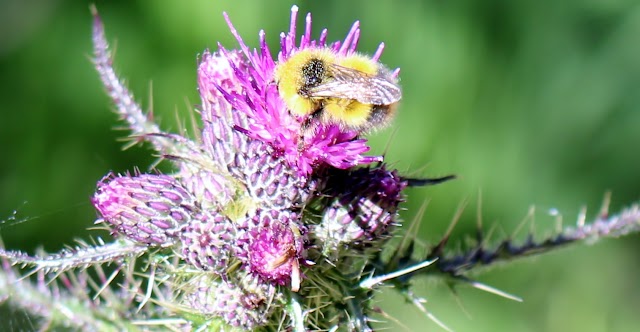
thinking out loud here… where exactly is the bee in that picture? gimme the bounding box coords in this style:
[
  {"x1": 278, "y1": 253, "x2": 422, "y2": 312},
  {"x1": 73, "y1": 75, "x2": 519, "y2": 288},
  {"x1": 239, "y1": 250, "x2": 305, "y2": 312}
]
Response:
[{"x1": 274, "y1": 48, "x2": 401, "y2": 133}]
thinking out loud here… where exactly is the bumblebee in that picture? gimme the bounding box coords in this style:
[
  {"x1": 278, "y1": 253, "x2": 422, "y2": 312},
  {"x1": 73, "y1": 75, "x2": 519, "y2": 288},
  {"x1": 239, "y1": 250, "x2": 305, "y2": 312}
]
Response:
[{"x1": 274, "y1": 48, "x2": 401, "y2": 132}]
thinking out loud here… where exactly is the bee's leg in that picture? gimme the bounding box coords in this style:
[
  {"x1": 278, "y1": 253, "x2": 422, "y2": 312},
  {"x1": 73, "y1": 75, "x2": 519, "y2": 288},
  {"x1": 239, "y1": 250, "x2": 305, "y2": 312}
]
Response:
[
  {"x1": 297, "y1": 107, "x2": 324, "y2": 151},
  {"x1": 303, "y1": 106, "x2": 324, "y2": 129}
]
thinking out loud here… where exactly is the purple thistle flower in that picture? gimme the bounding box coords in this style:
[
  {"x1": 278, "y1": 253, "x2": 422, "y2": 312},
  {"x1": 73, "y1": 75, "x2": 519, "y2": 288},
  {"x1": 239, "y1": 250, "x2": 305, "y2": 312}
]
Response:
[
  {"x1": 2, "y1": 4, "x2": 639, "y2": 332},
  {"x1": 3, "y1": 5, "x2": 432, "y2": 331},
  {"x1": 87, "y1": 4, "x2": 412, "y2": 330},
  {"x1": 86, "y1": 5, "x2": 409, "y2": 328},
  {"x1": 245, "y1": 209, "x2": 303, "y2": 289},
  {"x1": 207, "y1": 7, "x2": 385, "y2": 175}
]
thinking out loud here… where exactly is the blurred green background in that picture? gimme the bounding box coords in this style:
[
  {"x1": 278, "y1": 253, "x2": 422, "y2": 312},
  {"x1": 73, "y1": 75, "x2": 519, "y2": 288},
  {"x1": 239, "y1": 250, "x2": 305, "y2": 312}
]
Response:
[{"x1": 1, "y1": 0, "x2": 639, "y2": 331}]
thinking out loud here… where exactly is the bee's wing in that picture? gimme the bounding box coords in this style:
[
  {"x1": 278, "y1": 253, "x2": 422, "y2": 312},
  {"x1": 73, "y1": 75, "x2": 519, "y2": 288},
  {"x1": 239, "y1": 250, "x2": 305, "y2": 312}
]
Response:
[{"x1": 307, "y1": 64, "x2": 401, "y2": 105}]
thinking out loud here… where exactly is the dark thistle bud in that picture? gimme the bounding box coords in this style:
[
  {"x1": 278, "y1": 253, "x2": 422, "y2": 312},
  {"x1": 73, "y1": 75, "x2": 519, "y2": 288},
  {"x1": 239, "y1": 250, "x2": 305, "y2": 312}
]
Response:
[{"x1": 313, "y1": 166, "x2": 407, "y2": 255}]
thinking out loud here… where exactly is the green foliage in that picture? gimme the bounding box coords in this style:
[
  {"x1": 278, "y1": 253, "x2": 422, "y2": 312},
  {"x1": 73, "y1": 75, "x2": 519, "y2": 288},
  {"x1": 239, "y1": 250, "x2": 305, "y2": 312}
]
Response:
[{"x1": 1, "y1": 1, "x2": 639, "y2": 331}]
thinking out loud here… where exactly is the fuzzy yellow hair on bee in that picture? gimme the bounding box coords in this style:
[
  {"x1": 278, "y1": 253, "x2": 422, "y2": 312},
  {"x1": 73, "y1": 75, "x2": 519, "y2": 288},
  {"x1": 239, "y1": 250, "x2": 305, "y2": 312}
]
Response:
[{"x1": 274, "y1": 48, "x2": 401, "y2": 133}]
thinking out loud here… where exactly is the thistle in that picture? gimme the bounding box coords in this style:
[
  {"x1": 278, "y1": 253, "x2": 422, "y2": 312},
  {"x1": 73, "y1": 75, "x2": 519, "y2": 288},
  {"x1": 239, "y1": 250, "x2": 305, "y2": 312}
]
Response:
[{"x1": 1, "y1": 5, "x2": 639, "y2": 332}]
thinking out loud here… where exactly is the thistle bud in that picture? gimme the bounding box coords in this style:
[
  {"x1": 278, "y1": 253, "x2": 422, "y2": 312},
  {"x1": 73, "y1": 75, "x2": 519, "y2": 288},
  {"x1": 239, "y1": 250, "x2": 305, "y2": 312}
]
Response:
[
  {"x1": 183, "y1": 271, "x2": 279, "y2": 330},
  {"x1": 314, "y1": 166, "x2": 407, "y2": 254},
  {"x1": 180, "y1": 211, "x2": 234, "y2": 274},
  {"x1": 245, "y1": 209, "x2": 303, "y2": 287},
  {"x1": 92, "y1": 174, "x2": 197, "y2": 246}
]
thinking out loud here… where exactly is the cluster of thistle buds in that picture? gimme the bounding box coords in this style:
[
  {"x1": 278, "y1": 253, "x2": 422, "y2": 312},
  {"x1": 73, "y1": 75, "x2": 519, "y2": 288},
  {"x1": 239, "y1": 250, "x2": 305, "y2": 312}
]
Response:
[
  {"x1": 2, "y1": 4, "x2": 640, "y2": 332},
  {"x1": 85, "y1": 4, "x2": 443, "y2": 329},
  {"x1": 86, "y1": 5, "x2": 434, "y2": 330}
]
